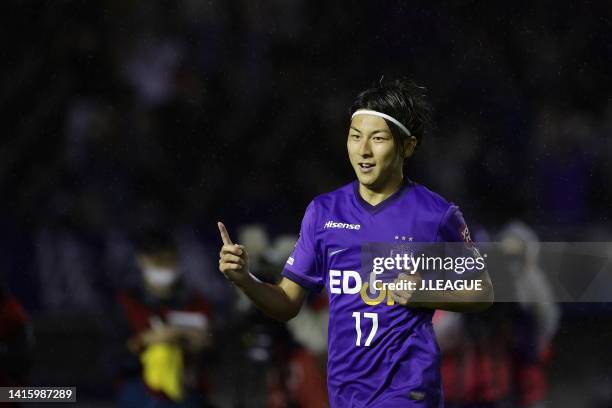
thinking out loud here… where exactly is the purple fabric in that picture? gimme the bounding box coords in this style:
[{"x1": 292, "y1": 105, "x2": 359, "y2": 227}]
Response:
[{"x1": 282, "y1": 179, "x2": 469, "y2": 408}]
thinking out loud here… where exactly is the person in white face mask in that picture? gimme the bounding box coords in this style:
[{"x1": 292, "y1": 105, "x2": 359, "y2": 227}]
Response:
[
  {"x1": 115, "y1": 228, "x2": 214, "y2": 408},
  {"x1": 138, "y1": 248, "x2": 182, "y2": 299}
]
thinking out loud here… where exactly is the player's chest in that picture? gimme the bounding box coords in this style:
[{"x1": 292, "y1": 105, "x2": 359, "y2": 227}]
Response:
[{"x1": 317, "y1": 218, "x2": 434, "y2": 270}]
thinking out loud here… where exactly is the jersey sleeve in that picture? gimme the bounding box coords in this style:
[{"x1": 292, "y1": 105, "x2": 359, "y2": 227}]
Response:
[
  {"x1": 436, "y1": 205, "x2": 471, "y2": 244},
  {"x1": 281, "y1": 201, "x2": 324, "y2": 292},
  {"x1": 436, "y1": 205, "x2": 486, "y2": 280}
]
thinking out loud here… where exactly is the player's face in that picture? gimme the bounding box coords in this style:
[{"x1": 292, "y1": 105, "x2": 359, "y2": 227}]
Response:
[{"x1": 347, "y1": 114, "x2": 404, "y2": 191}]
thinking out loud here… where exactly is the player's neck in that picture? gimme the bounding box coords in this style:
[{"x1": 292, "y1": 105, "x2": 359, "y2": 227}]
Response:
[{"x1": 358, "y1": 174, "x2": 404, "y2": 206}]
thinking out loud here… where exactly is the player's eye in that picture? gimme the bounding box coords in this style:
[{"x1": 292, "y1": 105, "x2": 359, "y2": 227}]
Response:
[
  {"x1": 350, "y1": 134, "x2": 360, "y2": 140},
  {"x1": 372, "y1": 136, "x2": 386, "y2": 142}
]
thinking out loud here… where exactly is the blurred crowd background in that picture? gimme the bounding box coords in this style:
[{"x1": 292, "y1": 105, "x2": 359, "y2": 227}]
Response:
[{"x1": 1, "y1": 0, "x2": 612, "y2": 407}]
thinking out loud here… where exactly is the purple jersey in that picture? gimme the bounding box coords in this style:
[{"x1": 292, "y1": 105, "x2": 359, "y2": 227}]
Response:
[{"x1": 282, "y1": 179, "x2": 471, "y2": 408}]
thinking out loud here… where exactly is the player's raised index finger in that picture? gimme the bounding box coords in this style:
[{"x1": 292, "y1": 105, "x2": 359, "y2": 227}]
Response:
[{"x1": 217, "y1": 222, "x2": 233, "y2": 246}]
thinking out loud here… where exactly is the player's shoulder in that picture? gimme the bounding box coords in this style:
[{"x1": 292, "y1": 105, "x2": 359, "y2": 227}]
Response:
[
  {"x1": 309, "y1": 181, "x2": 354, "y2": 208},
  {"x1": 410, "y1": 181, "x2": 457, "y2": 216}
]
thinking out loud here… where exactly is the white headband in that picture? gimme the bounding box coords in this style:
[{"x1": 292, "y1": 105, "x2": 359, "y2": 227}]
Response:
[{"x1": 351, "y1": 109, "x2": 412, "y2": 137}]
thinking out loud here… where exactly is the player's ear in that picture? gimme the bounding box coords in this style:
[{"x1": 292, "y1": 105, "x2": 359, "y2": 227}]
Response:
[{"x1": 403, "y1": 136, "x2": 417, "y2": 159}]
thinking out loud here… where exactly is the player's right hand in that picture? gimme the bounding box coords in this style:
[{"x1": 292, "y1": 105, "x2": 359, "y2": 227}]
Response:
[{"x1": 217, "y1": 222, "x2": 251, "y2": 286}]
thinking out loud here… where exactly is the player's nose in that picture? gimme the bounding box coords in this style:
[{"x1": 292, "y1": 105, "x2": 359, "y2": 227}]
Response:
[{"x1": 358, "y1": 139, "x2": 372, "y2": 157}]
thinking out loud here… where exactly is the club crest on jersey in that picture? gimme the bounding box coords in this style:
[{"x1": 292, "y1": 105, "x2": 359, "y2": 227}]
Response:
[
  {"x1": 460, "y1": 224, "x2": 483, "y2": 257},
  {"x1": 460, "y1": 224, "x2": 473, "y2": 246},
  {"x1": 324, "y1": 220, "x2": 361, "y2": 230}
]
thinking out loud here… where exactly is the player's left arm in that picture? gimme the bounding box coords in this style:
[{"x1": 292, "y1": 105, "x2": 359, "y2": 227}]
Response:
[{"x1": 391, "y1": 207, "x2": 494, "y2": 312}]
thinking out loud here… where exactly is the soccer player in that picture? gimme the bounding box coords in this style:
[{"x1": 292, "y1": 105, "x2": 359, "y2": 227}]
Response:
[{"x1": 218, "y1": 79, "x2": 493, "y2": 407}]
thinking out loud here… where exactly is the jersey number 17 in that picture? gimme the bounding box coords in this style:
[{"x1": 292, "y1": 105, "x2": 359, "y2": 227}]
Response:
[{"x1": 352, "y1": 312, "x2": 378, "y2": 347}]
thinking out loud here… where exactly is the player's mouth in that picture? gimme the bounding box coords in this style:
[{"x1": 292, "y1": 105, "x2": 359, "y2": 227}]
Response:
[{"x1": 358, "y1": 163, "x2": 375, "y2": 174}]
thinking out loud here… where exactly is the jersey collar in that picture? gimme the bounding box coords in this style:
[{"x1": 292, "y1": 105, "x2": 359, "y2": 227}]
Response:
[{"x1": 353, "y1": 178, "x2": 413, "y2": 214}]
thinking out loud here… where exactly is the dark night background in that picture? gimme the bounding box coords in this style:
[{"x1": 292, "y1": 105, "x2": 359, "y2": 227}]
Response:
[{"x1": 1, "y1": 1, "x2": 611, "y2": 407}]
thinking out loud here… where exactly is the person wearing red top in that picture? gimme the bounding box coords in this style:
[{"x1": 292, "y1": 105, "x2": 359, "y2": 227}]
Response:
[
  {"x1": 0, "y1": 273, "x2": 31, "y2": 408},
  {"x1": 115, "y1": 229, "x2": 214, "y2": 408}
]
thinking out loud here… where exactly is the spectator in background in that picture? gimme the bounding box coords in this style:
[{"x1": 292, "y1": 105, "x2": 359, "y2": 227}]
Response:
[
  {"x1": 434, "y1": 221, "x2": 560, "y2": 408},
  {"x1": 0, "y1": 269, "x2": 32, "y2": 407},
  {"x1": 499, "y1": 221, "x2": 560, "y2": 408},
  {"x1": 230, "y1": 226, "x2": 329, "y2": 408},
  {"x1": 264, "y1": 234, "x2": 329, "y2": 408},
  {"x1": 434, "y1": 226, "x2": 515, "y2": 408},
  {"x1": 115, "y1": 229, "x2": 214, "y2": 408},
  {"x1": 434, "y1": 302, "x2": 520, "y2": 408}
]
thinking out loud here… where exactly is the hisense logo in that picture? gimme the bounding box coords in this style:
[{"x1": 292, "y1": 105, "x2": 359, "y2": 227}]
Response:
[{"x1": 324, "y1": 220, "x2": 361, "y2": 230}]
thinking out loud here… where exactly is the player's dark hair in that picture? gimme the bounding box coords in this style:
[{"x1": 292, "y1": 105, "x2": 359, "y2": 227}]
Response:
[
  {"x1": 134, "y1": 227, "x2": 177, "y2": 255},
  {"x1": 350, "y1": 78, "x2": 433, "y2": 155}
]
